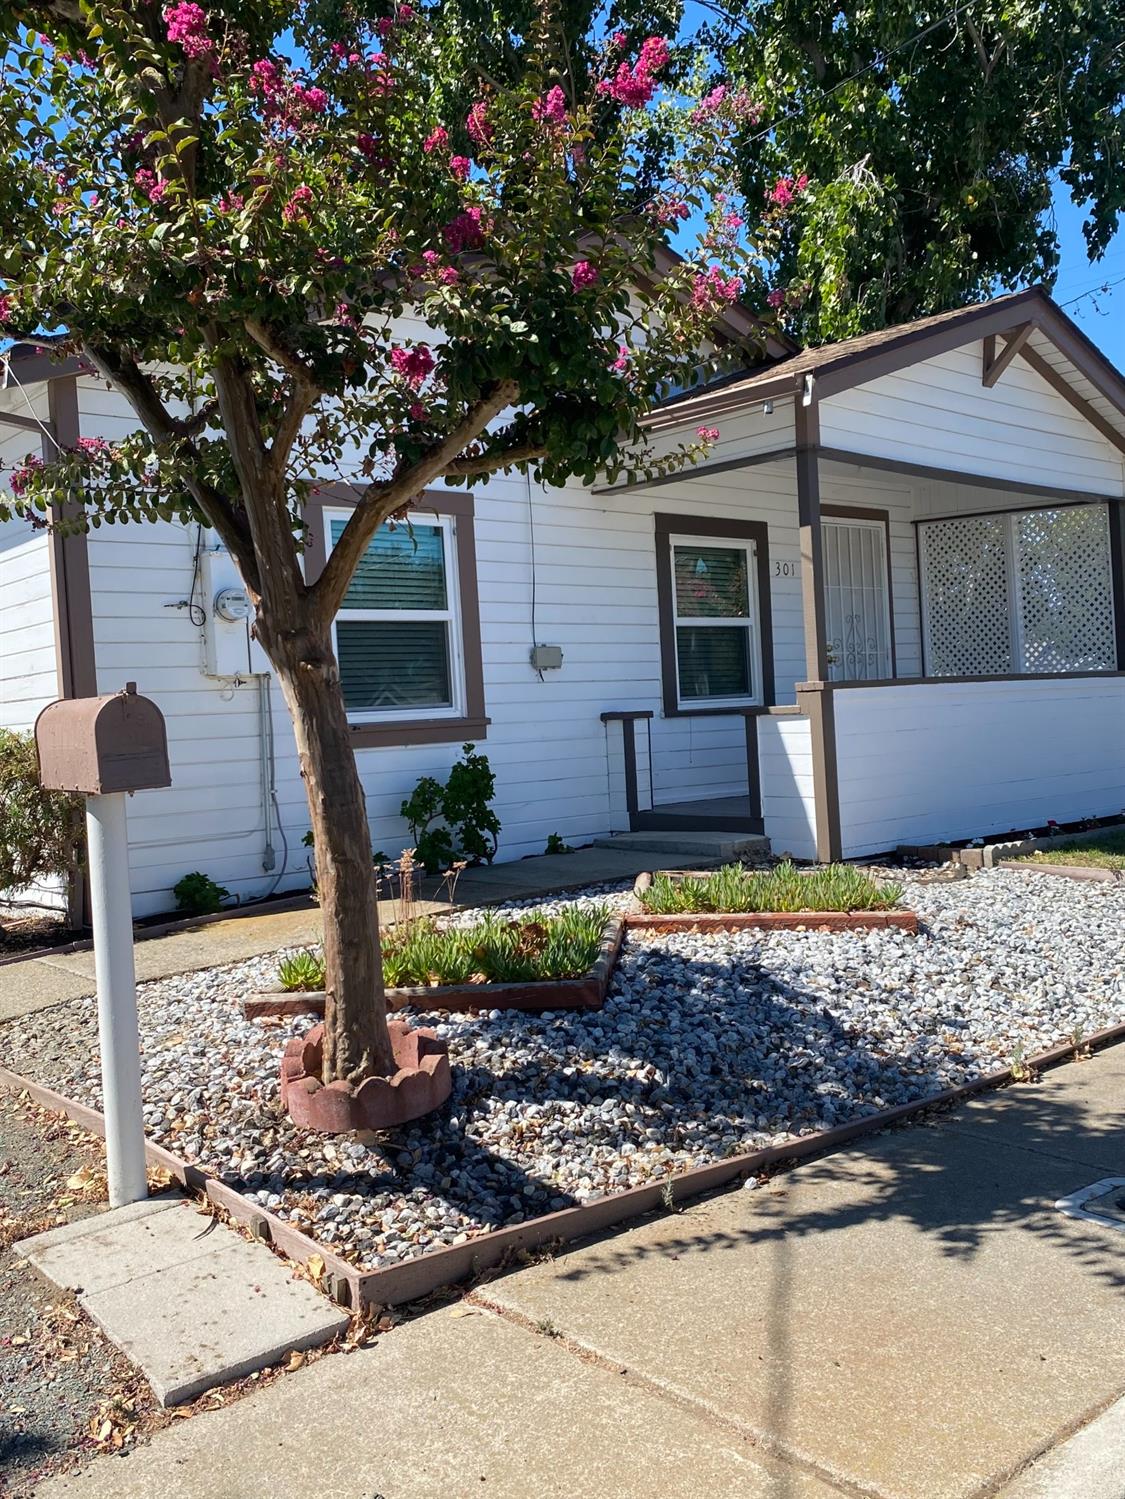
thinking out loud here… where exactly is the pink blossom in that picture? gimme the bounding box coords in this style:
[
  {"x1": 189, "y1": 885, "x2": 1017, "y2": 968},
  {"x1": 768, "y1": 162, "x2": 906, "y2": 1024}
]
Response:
[
  {"x1": 650, "y1": 197, "x2": 689, "y2": 227},
  {"x1": 88, "y1": 192, "x2": 100, "y2": 208},
  {"x1": 612, "y1": 345, "x2": 630, "y2": 373},
  {"x1": 218, "y1": 191, "x2": 243, "y2": 213},
  {"x1": 409, "y1": 401, "x2": 427, "y2": 420},
  {"x1": 0, "y1": 295, "x2": 10, "y2": 324},
  {"x1": 766, "y1": 288, "x2": 785, "y2": 309},
  {"x1": 250, "y1": 58, "x2": 282, "y2": 96},
  {"x1": 423, "y1": 127, "x2": 449, "y2": 154},
  {"x1": 571, "y1": 260, "x2": 599, "y2": 291},
  {"x1": 75, "y1": 436, "x2": 111, "y2": 456},
  {"x1": 532, "y1": 86, "x2": 569, "y2": 127},
  {"x1": 335, "y1": 301, "x2": 357, "y2": 327},
  {"x1": 694, "y1": 85, "x2": 727, "y2": 117},
  {"x1": 390, "y1": 344, "x2": 435, "y2": 388},
  {"x1": 443, "y1": 206, "x2": 485, "y2": 253},
  {"x1": 437, "y1": 265, "x2": 460, "y2": 285},
  {"x1": 135, "y1": 168, "x2": 168, "y2": 203},
  {"x1": 691, "y1": 266, "x2": 743, "y2": 310},
  {"x1": 449, "y1": 154, "x2": 472, "y2": 181},
  {"x1": 356, "y1": 133, "x2": 384, "y2": 163},
  {"x1": 164, "y1": 2, "x2": 213, "y2": 60},
  {"x1": 696, "y1": 426, "x2": 720, "y2": 443},
  {"x1": 768, "y1": 174, "x2": 808, "y2": 208},
  {"x1": 599, "y1": 36, "x2": 670, "y2": 107},
  {"x1": 610, "y1": 31, "x2": 628, "y2": 48},
  {"x1": 466, "y1": 100, "x2": 492, "y2": 145},
  {"x1": 422, "y1": 249, "x2": 441, "y2": 266},
  {"x1": 291, "y1": 83, "x2": 328, "y2": 114},
  {"x1": 9, "y1": 455, "x2": 44, "y2": 495},
  {"x1": 282, "y1": 184, "x2": 314, "y2": 222}
]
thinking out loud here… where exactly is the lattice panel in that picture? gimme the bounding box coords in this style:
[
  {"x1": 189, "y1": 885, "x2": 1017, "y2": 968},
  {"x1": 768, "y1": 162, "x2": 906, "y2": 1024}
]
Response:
[
  {"x1": 921, "y1": 515, "x2": 1012, "y2": 675},
  {"x1": 1017, "y1": 505, "x2": 1117, "y2": 671}
]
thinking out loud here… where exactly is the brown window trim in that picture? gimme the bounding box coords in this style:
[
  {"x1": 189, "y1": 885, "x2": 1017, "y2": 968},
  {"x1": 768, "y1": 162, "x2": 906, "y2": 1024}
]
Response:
[
  {"x1": 820, "y1": 503, "x2": 898, "y2": 678},
  {"x1": 303, "y1": 485, "x2": 488, "y2": 749},
  {"x1": 654, "y1": 512, "x2": 775, "y2": 716}
]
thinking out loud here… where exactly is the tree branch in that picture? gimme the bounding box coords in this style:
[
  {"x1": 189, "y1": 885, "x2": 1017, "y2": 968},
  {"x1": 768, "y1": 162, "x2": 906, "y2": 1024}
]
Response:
[
  {"x1": 82, "y1": 342, "x2": 258, "y2": 587},
  {"x1": 244, "y1": 317, "x2": 320, "y2": 388},
  {"x1": 312, "y1": 380, "x2": 519, "y2": 623},
  {"x1": 444, "y1": 441, "x2": 547, "y2": 478}
]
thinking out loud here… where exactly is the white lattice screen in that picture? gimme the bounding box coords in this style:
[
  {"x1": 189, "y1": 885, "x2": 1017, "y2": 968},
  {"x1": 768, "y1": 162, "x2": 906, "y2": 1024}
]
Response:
[
  {"x1": 920, "y1": 514, "x2": 1012, "y2": 675},
  {"x1": 1016, "y1": 506, "x2": 1117, "y2": 671},
  {"x1": 921, "y1": 504, "x2": 1118, "y2": 676}
]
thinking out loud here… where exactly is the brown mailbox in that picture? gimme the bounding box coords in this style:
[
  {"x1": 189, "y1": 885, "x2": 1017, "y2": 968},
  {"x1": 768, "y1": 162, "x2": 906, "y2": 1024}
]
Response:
[{"x1": 35, "y1": 683, "x2": 171, "y2": 795}]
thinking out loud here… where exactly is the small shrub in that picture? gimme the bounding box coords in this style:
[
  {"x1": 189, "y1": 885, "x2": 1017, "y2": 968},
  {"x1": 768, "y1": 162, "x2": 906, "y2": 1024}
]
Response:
[
  {"x1": 544, "y1": 833, "x2": 572, "y2": 855},
  {"x1": 173, "y1": 870, "x2": 230, "y2": 916},
  {"x1": 639, "y1": 860, "x2": 902, "y2": 915},
  {"x1": 381, "y1": 903, "x2": 609, "y2": 987},
  {"x1": 277, "y1": 949, "x2": 326, "y2": 992},
  {"x1": 401, "y1": 743, "x2": 500, "y2": 874},
  {"x1": 0, "y1": 729, "x2": 82, "y2": 894}
]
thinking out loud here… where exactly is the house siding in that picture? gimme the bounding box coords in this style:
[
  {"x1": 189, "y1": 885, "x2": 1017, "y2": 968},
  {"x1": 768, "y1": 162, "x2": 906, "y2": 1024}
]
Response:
[{"x1": 820, "y1": 344, "x2": 1125, "y2": 496}]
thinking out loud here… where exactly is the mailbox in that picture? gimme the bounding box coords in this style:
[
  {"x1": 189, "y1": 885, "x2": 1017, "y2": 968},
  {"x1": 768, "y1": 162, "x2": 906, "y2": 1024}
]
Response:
[{"x1": 35, "y1": 682, "x2": 171, "y2": 795}]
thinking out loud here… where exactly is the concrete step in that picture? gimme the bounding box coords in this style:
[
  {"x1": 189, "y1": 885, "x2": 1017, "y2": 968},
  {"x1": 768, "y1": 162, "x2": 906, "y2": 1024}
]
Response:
[
  {"x1": 16, "y1": 1193, "x2": 348, "y2": 1406},
  {"x1": 592, "y1": 831, "x2": 770, "y2": 861}
]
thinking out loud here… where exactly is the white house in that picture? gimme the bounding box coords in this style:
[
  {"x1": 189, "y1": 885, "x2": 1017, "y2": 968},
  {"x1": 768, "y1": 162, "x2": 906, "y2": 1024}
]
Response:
[{"x1": 2, "y1": 286, "x2": 1123, "y2": 917}]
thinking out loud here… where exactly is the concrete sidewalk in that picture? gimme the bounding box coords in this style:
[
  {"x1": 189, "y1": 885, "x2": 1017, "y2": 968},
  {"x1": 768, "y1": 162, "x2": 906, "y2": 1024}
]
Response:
[
  {"x1": 34, "y1": 1043, "x2": 1125, "y2": 1499},
  {"x1": 0, "y1": 845, "x2": 685, "y2": 1025}
]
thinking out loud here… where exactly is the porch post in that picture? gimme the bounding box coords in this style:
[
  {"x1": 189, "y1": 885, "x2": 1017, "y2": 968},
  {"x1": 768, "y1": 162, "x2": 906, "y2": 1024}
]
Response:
[
  {"x1": 794, "y1": 397, "x2": 842, "y2": 863},
  {"x1": 795, "y1": 399, "x2": 828, "y2": 681}
]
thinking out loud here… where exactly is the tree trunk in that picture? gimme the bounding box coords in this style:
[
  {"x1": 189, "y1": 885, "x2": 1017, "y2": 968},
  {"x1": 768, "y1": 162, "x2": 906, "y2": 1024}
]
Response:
[{"x1": 260, "y1": 611, "x2": 396, "y2": 1086}]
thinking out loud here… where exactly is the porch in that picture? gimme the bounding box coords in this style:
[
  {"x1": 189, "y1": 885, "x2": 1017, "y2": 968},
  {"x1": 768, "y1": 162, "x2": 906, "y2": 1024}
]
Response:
[{"x1": 597, "y1": 298, "x2": 1125, "y2": 861}]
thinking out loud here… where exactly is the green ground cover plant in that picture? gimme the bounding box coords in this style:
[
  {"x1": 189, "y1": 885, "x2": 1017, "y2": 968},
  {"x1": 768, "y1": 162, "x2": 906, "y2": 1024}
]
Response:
[
  {"x1": 639, "y1": 861, "x2": 903, "y2": 915},
  {"x1": 1012, "y1": 831, "x2": 1125, "y2": 872},
  {"x1": 276, "y1": 903, "x2": 610, "y2": 992}
]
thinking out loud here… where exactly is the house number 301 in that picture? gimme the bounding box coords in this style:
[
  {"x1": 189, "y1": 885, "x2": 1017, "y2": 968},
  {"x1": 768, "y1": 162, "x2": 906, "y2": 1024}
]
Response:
[{"x1": 773, "y1": 560, "x2": 797, "y2": 577}]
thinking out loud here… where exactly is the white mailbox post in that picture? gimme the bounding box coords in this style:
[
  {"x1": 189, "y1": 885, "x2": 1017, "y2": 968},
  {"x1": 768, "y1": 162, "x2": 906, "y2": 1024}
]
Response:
[{"x1": 35, "y1": 683, "x2": 171, "y2": 1207}]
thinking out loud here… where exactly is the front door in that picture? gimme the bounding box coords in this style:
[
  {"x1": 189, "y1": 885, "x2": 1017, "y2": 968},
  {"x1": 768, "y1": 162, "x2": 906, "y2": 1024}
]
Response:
[{"x1": 822, "y1": 518, "x2": 893, "y2": 681}]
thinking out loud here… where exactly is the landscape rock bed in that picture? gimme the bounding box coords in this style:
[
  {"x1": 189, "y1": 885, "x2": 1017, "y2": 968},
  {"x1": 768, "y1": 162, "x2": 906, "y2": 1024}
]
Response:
[{"x1": 2, "y1": 870, "x2": 1123, "y2": 1273}]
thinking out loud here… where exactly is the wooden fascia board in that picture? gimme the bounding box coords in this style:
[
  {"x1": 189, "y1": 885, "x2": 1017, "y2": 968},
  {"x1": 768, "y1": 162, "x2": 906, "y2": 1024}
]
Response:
[{"x1": 1018, "y1": 344, "x2": 1125, "y2": 458}]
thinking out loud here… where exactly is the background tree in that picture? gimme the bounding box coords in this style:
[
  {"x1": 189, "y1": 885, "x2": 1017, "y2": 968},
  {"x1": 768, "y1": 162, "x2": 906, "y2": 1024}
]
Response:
[
  {"x1": 704, "y1": 0, "x2": 1125, "y2": 343},
  {"x1": 0, "y1": 0, "x2": 766, "y2": 1091}
]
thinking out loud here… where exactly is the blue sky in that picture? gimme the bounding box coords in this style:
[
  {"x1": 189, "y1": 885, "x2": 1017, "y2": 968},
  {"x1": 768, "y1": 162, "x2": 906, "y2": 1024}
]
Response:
[{"x1": 1046, "y1": 186, "x2": 1124, "y2": 368}]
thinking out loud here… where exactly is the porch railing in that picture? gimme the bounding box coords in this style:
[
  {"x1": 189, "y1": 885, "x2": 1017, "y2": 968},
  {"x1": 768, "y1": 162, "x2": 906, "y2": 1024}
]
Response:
[{"x1": 601, "y1": 709, "x2": 763, "y2": 833}]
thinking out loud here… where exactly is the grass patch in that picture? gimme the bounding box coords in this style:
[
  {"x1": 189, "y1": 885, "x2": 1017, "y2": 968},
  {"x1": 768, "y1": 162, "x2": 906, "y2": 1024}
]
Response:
[
  {"x1": 276, "y1": 905, "x2": 611, "y2": 992},
  {"x1": 638, "y1": 860, "x2": 903, "y2": 915},
  {"x1": 1011, "y1": 829, "x2": 1125, "y2": 872}
]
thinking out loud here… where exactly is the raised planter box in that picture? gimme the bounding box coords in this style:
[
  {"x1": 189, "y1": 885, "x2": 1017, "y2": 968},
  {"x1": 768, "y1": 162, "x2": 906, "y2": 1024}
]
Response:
[
  {"x1": 245, "y1": 911, "x2": 627, "y2": 1020},
  {"x1": 625, "y1": 873, "x2": 919, "y2": 934},
  {"x1": 996, "y1": 860, "x2": 1122, "y2": 883},
  {"x1": 899, "y1": 816, "x2": 1125, "y2": 871}
]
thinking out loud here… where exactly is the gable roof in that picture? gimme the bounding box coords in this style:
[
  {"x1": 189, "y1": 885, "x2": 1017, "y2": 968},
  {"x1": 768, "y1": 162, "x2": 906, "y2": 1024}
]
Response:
[{"x1": 647, "y1": 288, "x2": 1125, "y2": 454}]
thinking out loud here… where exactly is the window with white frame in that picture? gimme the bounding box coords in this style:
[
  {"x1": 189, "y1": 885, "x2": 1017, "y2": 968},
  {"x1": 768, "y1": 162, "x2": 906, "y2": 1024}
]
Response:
[
  {"x1": 920, "y1": 503, "x2": 1118, "y2": 676},
  {"x1": 327, "y1": 511, "x2": 465, "y2": 720},
  {"x1": 670, "y1": 534, "x2": 762, "y2": 705}
]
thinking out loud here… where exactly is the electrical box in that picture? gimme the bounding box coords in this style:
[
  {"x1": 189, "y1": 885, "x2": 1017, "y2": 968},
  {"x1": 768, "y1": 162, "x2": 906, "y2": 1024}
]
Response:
[
  {"x1": 200, "y1": 544, "x2": 269, "y2": 678},
  {"x1": 530, "y1": 644, "x2": 564, "y2": 671},
  {"x1": 36, "y1": 683, "x2": 171, "y2": 795}
]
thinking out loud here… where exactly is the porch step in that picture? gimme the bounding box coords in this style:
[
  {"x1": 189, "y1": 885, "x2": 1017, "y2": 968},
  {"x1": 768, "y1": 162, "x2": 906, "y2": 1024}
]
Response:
[{"x1": 593, "y1": 831, "x2": 770, "y2": 862}]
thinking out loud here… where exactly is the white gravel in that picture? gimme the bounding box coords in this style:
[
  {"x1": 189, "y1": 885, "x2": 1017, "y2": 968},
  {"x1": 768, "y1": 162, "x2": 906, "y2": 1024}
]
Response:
[{"x1": 3, "y1": 868, "x2": 1123, "y2": 1272}]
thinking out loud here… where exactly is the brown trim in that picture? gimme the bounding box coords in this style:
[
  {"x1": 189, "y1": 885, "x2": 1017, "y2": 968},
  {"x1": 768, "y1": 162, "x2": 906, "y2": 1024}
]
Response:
[
  {"x1": 1018, "y1": 343, "x2": 1125, "y2": 457},
  {"x1": 303, "y1": 486, "x2": 488, "y2": 749},
  {"x1": 1109, "y1": 500, "x2": 1125, "y2": 670},
  {"x1": 743, "y1": 713, "x2": 762, "y2": 823},
  {"x1": 44, "y1": 378, "x2": 97, "y2": 699},
  {"x1": 653, "y1": 512, "x2": 775, "y2": 715},
  {"x1": 795, "y1": 403, "x2": 828, "y2": 681},
  {"x1": 818, "y1": 445, "x2": 1122, "y2": 507},
  {"x1": 826, "y1": 669, "x2": 1125, "y2": 689},
  {"x1": 909, "y1": 493, "x2": 1120, "y2": 525},
  {"x1": 591, "y1": 443, "x2": 797, "y2": 493},
  {"x1": 599, "y1": 709, "x2": 654, "y2": 722},
  {"x1": 0, "y1": 408, "x2": 47, "y2": 434},
  {"x1": 981, "y1": 323, "x2": 1034, "y2": 388},
  {"x1": 796, "y1": 681, "x2": 842, "y2": 863},
  {"x1": 1, "y1": 350, "x2": 87, "y2": 385},
  {"x1": 820, "y1": 503, "x2": 898, "y2": 678}
]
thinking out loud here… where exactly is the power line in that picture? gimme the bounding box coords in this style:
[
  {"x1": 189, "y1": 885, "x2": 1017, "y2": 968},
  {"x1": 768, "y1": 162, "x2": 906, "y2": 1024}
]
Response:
[{"x1": 1057, "y1": 271, "x2": 1125, "y2": 310}]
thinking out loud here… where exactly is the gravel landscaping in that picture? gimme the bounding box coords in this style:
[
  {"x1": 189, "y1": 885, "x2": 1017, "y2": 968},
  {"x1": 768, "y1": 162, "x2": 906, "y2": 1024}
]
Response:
[{"x1": 2, "y1": 868, "x2": 1123, "y2": 1273}]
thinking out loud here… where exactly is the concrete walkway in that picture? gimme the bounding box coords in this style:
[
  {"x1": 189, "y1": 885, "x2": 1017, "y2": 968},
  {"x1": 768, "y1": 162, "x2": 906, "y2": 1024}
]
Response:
[
  {"x1": 0, "y1": 846, "x2": 686, "y2": 1024},
  {"x1": 33, "y1": 1044, "x2": 1125, "y2": 1499}
]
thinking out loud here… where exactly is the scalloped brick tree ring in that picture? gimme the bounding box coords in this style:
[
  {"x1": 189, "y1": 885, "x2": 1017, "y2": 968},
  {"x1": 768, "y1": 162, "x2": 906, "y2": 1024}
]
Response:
[{"x1": 280, "y1": 1020, "x2": 451, "y2": 1132}]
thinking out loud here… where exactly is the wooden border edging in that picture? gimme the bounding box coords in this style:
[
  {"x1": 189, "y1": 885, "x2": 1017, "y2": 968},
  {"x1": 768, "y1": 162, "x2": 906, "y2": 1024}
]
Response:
[
  {"x1": 245, "y1": 914, "x2": 627, "y2": 1020},
  {"x1": 996, "y1": 860, "x2": 1121, "y2": 883},
  {"x1": 6, "y1": 1021, "x2": 1125, "y2": 1313},
  {"x1": 624, "y1": 872, "x2": 919, "y2": 934}
]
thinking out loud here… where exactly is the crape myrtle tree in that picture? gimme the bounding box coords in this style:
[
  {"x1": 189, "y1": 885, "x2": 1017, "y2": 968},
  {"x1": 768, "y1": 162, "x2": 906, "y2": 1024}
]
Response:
[
  {"x1": 704, "y1": 0, "x2": 1125, "y2": 342},
  {"x1": 0, "y1": 0, "x2": 774, "y2": 1088}
]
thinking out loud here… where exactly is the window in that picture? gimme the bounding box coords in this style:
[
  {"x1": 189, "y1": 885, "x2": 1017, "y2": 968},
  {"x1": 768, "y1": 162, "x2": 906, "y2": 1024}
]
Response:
[
  {"x1": 669, "y1": 533, "x2": 762, "y2": 707},
  {"x1": 920, "y1": 503, "x2": 1118, "y2": 676},
  {"x1": 314, "y1": 494, "x2": 487, "y2": 747}
]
